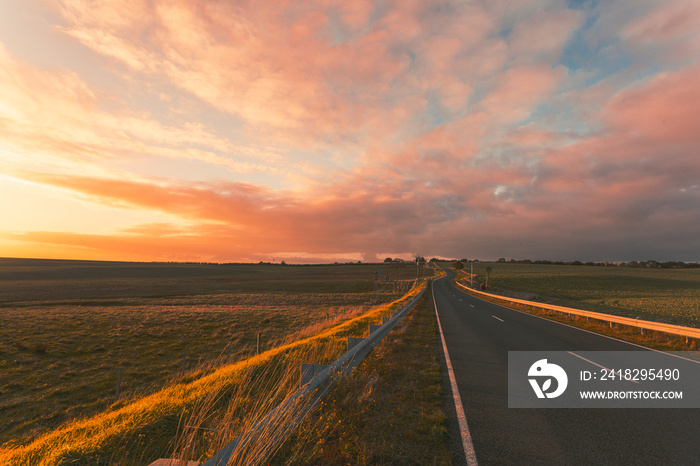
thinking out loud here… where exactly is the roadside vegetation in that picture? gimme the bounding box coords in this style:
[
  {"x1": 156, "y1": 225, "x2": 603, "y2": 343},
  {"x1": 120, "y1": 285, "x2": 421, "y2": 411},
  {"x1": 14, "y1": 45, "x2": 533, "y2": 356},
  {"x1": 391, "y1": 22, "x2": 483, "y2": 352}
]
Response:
[
  {"x1": 271, "y1": 280, "x2": 453, "y2": 465},
  {"x1": 0, "y1": 260, "x2": 430, "y2": 456},
  {"x1": 0, "y1": 276, "x2": 427, "y2": 465}
]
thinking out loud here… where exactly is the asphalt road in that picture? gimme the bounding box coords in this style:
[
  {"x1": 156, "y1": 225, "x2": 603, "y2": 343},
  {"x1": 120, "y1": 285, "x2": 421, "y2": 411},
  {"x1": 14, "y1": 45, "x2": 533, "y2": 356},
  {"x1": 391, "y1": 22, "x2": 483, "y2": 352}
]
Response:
[{"x1": 433, "y1": 270, "x2": 700, "y2": 465}]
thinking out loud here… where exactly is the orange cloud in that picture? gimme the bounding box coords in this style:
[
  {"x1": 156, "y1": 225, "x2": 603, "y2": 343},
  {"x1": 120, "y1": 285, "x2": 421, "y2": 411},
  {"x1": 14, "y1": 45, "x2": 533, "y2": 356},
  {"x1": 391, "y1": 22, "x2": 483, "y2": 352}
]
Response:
[{"x1": 0, "y1": 44, "x2": 280, "y2": 180}]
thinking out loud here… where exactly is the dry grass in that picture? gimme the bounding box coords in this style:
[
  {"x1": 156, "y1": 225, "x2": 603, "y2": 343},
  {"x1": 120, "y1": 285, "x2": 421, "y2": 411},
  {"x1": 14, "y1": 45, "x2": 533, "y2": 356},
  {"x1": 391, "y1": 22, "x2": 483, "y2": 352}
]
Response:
[
  {"x1": 0, "y1": 261, "x2": 426, "y2": 449},
  {"x1": 0, "y1": 293, "x2": 372, "y2": 448},
  {"x1": 271, "y1": 280, "x2": 453, "y2": 465},
  {"x1": 0, "y1": 277, "x2": 427, "y2": 465},
  {"x1": 172, "y1": 338, "x2": 340, "y2": 466}
]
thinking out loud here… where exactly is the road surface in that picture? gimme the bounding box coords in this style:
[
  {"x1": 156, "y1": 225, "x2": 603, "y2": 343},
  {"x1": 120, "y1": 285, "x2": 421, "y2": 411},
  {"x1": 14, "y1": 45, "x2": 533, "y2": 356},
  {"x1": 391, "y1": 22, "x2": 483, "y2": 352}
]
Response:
[{"x1": 433, "y1": 269, "x2": 700, "y2": 465}]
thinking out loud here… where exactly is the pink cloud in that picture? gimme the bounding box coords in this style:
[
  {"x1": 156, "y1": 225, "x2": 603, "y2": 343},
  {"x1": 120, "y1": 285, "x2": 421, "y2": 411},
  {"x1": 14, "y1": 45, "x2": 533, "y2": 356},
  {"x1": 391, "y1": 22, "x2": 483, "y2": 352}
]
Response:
[
  {"x1": 531, "y1": 63, "x2": 700, "y2": 240},
  {"x1": 337, "y1": 0, "x2": 374, "y2": 31},
  {"x1": 624, "y1": 0, "x2": 700, "y2": 44},
  {"x1": 508, "y1": 8, "x2": 583, "y2": 64},
  {"x1": 49, "y1": 0, "x2": 395, "y2": 148},
  {"x1": 505, "y1": 127, "x2": 566, "y2": 147},
  {"x1": 603, "y1": 63, "x2": 700, "y2": 146},
  {"x1": 476, "y1": 64, "x2": 567, "y2": 124}
]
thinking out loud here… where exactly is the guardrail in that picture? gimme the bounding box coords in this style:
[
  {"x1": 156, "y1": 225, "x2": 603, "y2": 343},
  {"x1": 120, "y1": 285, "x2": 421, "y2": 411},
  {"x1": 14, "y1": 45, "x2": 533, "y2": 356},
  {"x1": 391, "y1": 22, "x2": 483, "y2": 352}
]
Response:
[
  {"x1": 199, "y1": 283, "x2": 428, "y2": 466},
  {"x1": 452, "y1": 278, "x2": 700, "y2": 342}
]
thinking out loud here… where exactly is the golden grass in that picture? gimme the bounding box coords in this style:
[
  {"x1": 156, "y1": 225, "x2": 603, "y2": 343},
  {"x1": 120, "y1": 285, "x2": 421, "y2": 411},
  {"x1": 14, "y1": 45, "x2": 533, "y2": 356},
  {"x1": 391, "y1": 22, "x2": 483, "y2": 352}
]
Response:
[
  {"x1": 0, "y1": 280, "x2": 427, "y2": 465},
  {"x1": 172, "y1": 338, "x2": 344, "y2": 466},
  {"x1": 0, "y1": 288, "x2": 412, "y2": 447},
  {"x1": 270, "y1": 279, "x2": 453, "y2": 465}
]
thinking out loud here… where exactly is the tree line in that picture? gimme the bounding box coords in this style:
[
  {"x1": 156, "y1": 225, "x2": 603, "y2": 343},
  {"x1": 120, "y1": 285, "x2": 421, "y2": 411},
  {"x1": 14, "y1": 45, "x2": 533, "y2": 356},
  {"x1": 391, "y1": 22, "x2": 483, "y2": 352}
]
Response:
[{"x1": 491, "y1": 258, "x2": 699, "y2": 269}]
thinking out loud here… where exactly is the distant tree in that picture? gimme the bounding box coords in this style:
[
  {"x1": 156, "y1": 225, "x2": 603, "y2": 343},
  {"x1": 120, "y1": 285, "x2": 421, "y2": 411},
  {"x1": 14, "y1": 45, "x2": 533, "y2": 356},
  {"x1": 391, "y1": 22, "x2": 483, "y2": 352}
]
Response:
[
  {"x1": 453, "y1": 261, "x2": 464, "y2": 270},
  {"x1": 497, "y1": 258, "x2": 506, "y2": 263},
  {"x1": 384, "y1": 257, "x2": 393, "y2": 263},
  {"x1": 661, "y1": 261, "x2": 683, "y2": 269}
]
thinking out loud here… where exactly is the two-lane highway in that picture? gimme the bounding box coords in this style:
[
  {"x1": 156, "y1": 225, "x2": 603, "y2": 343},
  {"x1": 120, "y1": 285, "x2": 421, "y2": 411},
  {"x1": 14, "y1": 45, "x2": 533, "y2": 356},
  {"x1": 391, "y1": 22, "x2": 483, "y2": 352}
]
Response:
[{"x1": 433, "y1": 270, "x2": 700, "y2": 465}]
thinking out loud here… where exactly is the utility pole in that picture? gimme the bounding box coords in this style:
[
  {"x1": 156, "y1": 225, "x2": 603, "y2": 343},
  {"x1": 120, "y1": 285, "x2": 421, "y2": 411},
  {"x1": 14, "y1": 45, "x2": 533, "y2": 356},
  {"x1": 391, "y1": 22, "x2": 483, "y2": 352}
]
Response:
[
  {"x1": 470, "y1": 260, "x2": 473, "y2": 287},
  {"x1": 374, "y1": 270, "x2": 378, "y2": 304}
]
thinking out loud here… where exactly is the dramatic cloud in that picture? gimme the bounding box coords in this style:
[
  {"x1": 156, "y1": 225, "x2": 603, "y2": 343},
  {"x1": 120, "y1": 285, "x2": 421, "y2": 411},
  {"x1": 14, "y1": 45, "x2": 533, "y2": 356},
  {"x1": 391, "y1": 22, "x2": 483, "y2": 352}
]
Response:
[{"x1": 1, "y1": 0, "x2": 699, "y2": 262}]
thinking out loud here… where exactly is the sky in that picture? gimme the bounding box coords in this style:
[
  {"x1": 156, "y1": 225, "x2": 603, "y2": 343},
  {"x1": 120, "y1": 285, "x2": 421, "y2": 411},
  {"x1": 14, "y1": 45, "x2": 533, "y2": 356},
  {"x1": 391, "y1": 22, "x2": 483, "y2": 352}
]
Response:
[{"x1": 0, "y1": 0, "x2": 699, "y2": 264}]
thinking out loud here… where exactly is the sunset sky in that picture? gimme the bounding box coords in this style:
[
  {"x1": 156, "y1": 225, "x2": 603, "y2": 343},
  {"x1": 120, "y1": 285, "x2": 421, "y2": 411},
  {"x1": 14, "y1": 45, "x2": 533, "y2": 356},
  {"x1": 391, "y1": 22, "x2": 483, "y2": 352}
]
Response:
[{"x1": 1, "y1": 0, "x2": 699, "y2": 263}]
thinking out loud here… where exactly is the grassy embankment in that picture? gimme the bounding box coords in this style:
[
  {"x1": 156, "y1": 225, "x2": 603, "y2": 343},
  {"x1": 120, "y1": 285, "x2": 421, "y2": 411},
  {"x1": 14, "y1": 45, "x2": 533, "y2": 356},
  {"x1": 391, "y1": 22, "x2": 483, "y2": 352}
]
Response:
[
  {"x1": 460, "y1": 262, "x2": 700, "y2": 350},
  {"x1": 271, "y1": 278, "x2": 454, "y2": 465},
  {"x1": 0, "y1": 259, "x2": 430, "y2": 462},
  {"x1": 0, "y1": 278, "x2": 427, "y2": 465}
]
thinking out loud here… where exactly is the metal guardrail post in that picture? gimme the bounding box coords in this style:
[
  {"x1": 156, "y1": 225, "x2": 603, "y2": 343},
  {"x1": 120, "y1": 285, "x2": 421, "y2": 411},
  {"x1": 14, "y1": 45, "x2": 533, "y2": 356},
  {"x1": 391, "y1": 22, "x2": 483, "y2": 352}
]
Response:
[
  {"x1": 301, "y1": 363, "x2": 329, "y2": 388},
  {"x1": 347, "y1": 337, "x2": 364, "y2": 351}
]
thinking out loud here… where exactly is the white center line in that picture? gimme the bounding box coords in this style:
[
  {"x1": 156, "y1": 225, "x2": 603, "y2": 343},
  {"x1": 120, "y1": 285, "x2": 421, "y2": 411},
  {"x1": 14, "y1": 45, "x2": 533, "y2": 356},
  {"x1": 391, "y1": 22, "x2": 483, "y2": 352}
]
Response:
[{"x1": 492, "y1": 315, "x2": 504, "y2": 322}]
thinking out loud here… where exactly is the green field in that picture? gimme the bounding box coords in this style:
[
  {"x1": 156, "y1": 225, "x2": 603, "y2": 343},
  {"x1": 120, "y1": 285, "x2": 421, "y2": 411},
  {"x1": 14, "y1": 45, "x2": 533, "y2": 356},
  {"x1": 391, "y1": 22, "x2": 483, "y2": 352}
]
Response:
[
  {"x1": 467, "y1": 262, "x2": 700, "y2": 328},
  {"x1": 0, "y1": 259, "x2": 430, "y2": 449}
]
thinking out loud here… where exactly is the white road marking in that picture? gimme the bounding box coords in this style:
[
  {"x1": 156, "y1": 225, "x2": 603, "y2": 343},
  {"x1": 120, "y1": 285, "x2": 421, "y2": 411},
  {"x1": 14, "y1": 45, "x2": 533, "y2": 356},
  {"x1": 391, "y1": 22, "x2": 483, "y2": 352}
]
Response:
[
  {"x1": 433, "y1": 280, "x2": 479, "y2": 466},
  {"x1": 470, "y1": 304, "x2": 475, "y2": 308},
  {"x1": 492, "y1": 315, "x2": 504, "y2": 322}
]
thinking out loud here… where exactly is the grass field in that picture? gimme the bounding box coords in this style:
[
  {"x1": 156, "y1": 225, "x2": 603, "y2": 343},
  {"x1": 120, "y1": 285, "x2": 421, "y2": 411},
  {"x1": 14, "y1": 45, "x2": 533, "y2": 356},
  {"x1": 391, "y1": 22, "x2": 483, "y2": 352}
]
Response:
[
  {"x1": 0, "y1": 278, "x2": 428, "y2": 465},
  {"x1": 0, "y1": 258, "x2": 430, "y2": 451},
  {"x1": 467, "y1": 262, "x2": 700, "y2": 328}
]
